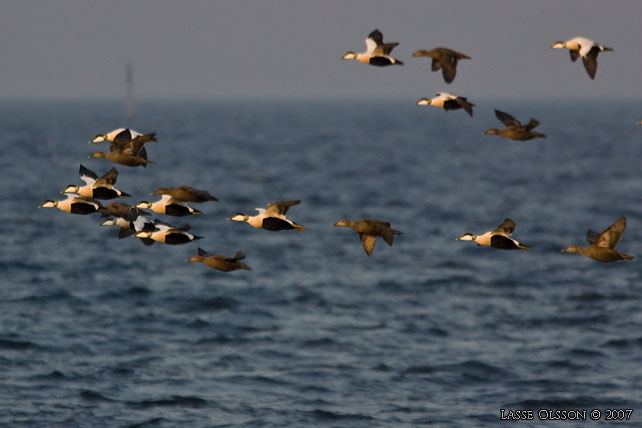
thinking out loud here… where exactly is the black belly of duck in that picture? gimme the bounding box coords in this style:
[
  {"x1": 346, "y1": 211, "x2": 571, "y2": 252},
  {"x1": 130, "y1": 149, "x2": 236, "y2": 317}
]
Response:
[
  {"x1": 92, "y1": 187, "x2": 120, "y2": 200},
  {"x1": 70, "y1": 203, "x2": 100, "y2": 215},
  {"x1": 165, "y1": 204, "x2": 193, "y2": 216},
  {"x1": 261, "y1": 217, "x2": 295, "y2": 231},
  {"x1": 164, "y1": 232, "x2": 194, "y2": 245},
  {"x1": 490, "y1": 235, "x2": 522, "y2": 250},
  {"x1": 369, "y1": 57, "x2": 394, "y2": 67}
]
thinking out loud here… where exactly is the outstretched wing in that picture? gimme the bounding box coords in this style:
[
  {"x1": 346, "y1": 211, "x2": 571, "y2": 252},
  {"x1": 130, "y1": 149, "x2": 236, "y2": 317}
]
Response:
[
  {"x1": 596, "y1": 217, "x2": 626, "y2": 249},
  {"x1": 582, "y1": 47, "x2": 599, "y2": 79},
  {"x1": 373, "y1": 42, "x2": 399, "y2": 56},
  {"x1": 495, "y1": 110, "x2": 523, "y2": 129},
  {"x1": 96, "y1": 167, "x2": 118, "y2": 186},
  {"x1": 266, "y1": 200, "x2": 300, "y2": 216},
  {"x1": 492, "y1": 218, "x2": 516, "y2": 236},
  {"x1": 79, "y1": 164, "x2": 98, "y2": 186},
  {"x1": 359, "y1": 233, "x2": 377, "y2": 256},
  {"x1": 585, "y1": 229, "x2": 601, "y2": 245}
]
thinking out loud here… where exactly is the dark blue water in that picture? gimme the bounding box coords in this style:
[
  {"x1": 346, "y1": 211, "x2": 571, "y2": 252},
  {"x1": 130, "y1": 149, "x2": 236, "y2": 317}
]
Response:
[{"x1": 2, "y1": 99, "x2": 642, "y2": 427}]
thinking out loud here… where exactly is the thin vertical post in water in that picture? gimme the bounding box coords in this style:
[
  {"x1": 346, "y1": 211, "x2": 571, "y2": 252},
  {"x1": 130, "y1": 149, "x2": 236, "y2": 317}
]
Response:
[{"x1": 126, "y1": 62, "x2": 134, "y2": 125}]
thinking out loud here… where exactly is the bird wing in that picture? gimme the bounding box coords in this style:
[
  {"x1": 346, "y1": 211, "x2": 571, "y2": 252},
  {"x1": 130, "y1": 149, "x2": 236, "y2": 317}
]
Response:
[
  {"x1": 266, "y1": 200, "x2": 300, "y2": 216},
  {"x1": 494, "y1": 110, "x2": 523, "y2": 129},
  {"x1": 492, "y1": 218, "x2": 516, "y2": 236},
  {"x1": 455, "y1": 97, "x2": 474, "y2": 117},
  {"x1": 111, "y1": 129, "x2": 132, "y2": 152},
  {"x1": 596, "y1": 217, "x2": 626, "y2": 248},
  {"x1": 582, "y1": 47, "x2": 600, "y2": 79},
  {"x1": 523, "y1": 119, "x2": 540, "y2": 131},
  {"x1": 585, "y1": 229, "x2": 601, "y2": 245},
  {"x1": 569, "y1": 49, "x2": 580, "y2": 62},
  {"x1": 431, "y1": 59, "x2": 442, "y2": 71},
  {"x1": 359, "y1": 233, "x2": 377, "y2": 256},
  {"x1": 373, "y1": 42, "x2": 399, "y2": 56},
  {"x1": 367, "y1": 29, "x2": 384, "y2": 46},
  {"x1": 95, "y1": 167, "x2": 118, "y2": 186},
  {"x1": 440, "y1": 57, "x2": 457, "y2": 84},
  {"x1": 79, "y1": 164, "x2": 98, "y2": 186}
]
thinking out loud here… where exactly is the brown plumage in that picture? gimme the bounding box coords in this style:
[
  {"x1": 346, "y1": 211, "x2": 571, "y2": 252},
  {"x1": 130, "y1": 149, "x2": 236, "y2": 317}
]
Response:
[
  {"x1": 412, "y1": 47, "x2": 470, "y2": 83},
  {"x1": 484, "y1": 110, "x2": 546, "y2": 141},
  {"x1": 89, "y1": 151, "x2": 151, "y2": 168},
  {"x1": 152, "y1": 186, "x2": 219, "y2": 203},
  {"x1": 562, "y1": 217, "x2": 634, "y2": 262},
  {"x1": 187, "y1": 248, "x2": 252, "y2": 272},
  {"x1": 333, "y1": 218, "x2": 403, "y2": 256}
]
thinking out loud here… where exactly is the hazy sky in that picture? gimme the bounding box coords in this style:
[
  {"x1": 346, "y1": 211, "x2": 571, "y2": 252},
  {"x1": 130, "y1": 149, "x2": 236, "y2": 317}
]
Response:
[{"x1": 2, "y1": 0, "x2": 641, "y2": 100}]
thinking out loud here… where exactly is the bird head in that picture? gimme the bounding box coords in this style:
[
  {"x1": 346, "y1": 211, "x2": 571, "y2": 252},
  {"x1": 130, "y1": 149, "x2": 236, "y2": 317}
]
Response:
[
  {"x1": 342, "y1": 52, "x2": 357, "y2": 60},
  {"x1": 457, "y1": 233, "x2": 477, "y2": 242},
  {"x1": 416, "y1": 98, "x2": 432, "y2": 106},
  {"x1": 228, "y1": 213, "x2": 249, "y2": 222}
]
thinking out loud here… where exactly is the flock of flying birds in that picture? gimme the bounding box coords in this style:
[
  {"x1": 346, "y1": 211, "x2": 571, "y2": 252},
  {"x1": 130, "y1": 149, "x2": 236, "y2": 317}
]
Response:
[
  {"x1": 38, "y1": 29, "x2": 633, "y2": 266},
  {"x1": 342, "y1": 29, "x2": 632, "y2": 263}
]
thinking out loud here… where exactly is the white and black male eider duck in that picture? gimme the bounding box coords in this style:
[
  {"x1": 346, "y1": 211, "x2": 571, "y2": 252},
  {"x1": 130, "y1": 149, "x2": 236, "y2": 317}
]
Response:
[
  {"x1": 61, "y1": 165, "x2": 130, "y2": 200},
  {"x1": 89, "y1": 128, "x2": 156, "y2": 167},
  {"x1": 39, "y1": 193, "x2": 103, "y2": 215},
  {"x1": 100, "y1": 214, "x2": 156, "y2": 243},
  {"x1": 550, "y1": 37, "x2": 612, "y2": 79},
  {"x1": 484, "y1": 109, "x2": 546, "y2": 141},
  {"x1": 412, "y1": 47, "x2": 470, "y2": 83},
  {"x1": 342, "y1": 29, "x2": 403, "y2": 67},
  {"x1": 228, "y1": 200, "x2": 305, "y2": 231},
  {"x1": 152, "y1": 186, "x2": 219, "y2": 203},
  {"x1": 457, "y1": 218, "x2": 529, "y2": 250},
  {"x1": 136, "y1": 220, "x2": 202, "y2": 245},
  {"x1": 333, "y1": 218, "x2": 403, "y2": 256},
  {"x1": 90, "y1": 128, "x2": 156, "y2": 161},
  {"x1": 187, "y1": 248, "x2": 252, "y2": 272},
  {"x1": 562, "y1": 217, "x2": 633, "y2": 262},
  {"x1": 135, "y1": 195, "x2": 203, "y2": 217},
  {"x1": 417, "y1": 92, "x2": 474, "y2": 117}
]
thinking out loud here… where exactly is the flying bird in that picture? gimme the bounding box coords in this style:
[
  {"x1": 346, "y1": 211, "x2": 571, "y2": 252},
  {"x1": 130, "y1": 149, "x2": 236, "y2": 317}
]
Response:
[
  {"x1": 333, "y1": 218, "x2": 403, "y2": 256},
  {"x1": 484, "y1": 110, "x2": 546, "y2": 141},
  {"x1": 228, "y1": 200, "x2": 305, "y2": 231},
  {"x1": 187, "y1": 248, "x2": 252, "y2": 272},
  {"x1": 61, "y1": 165, "x2": 130, "y2": 199},
  {"x1": 342, "y1": 29, "x2": 403, "y2": 67},
  {"x1": 562, "y1": 217, "x2": 633, "y2": 262},
  {"x1": 550, "y1": 37, "x2": 612, "y2": 79},
  {"x1": 417, "y1": 92, "x2": 474, "y2": 117},
  {"x1": 457, "y1": 218, "x2": 529, "y2": 250},
  {"x1": 412, "y1": 47, "x2": 470, "y2": 83}
]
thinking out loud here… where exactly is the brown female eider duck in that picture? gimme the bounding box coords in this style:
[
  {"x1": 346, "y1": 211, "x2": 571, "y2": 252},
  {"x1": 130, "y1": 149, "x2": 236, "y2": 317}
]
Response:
[
  {"x1": 457, "y1": 218, "x2": 529, "y2": 250},
  {"x1": 187, "y1": 248, "x2": 252, "y2": 272},
  {"x1": 550, "y1": 37, "x2": 612, "y2": 79},
  {"x1": 333, "y1": 218, "x2": 403, "y2": 256},
  {"x1": 39, "y1": 193, "x2": 103, "y2": 215},
  {"x1": 342, "y1": 29, "x2": 403, "y2": 67},
  {"x1": 135, "y1": 195, "x2": 203, "y2": 217},
  {"x1": 412, "y1": 47, "x2": 470, "y2": 83},
  {"x1": 562, "y1": 217, "x2": 633, "y2": 262},
  {"x1": 152, "y1": 186, "x2": 219, "y2": 203},
  {"x1": 417, "y1": 92, "x2": 474, "y2": 117},
  {"x1": 484, "y1": 109, "x2": 546, "y2": 141},
  {"x1": 89, "y1": 150, "x2": 152, "y2": 168},
  {"x1": 61, "y1": 165, "x2": 130, "y2": 200},
  {"x1": 136, "y1": 220, "x2": 202, "y2": 245},
  {"x1": 228, "y1": 200, "x2": 305, "y2": 231}
]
